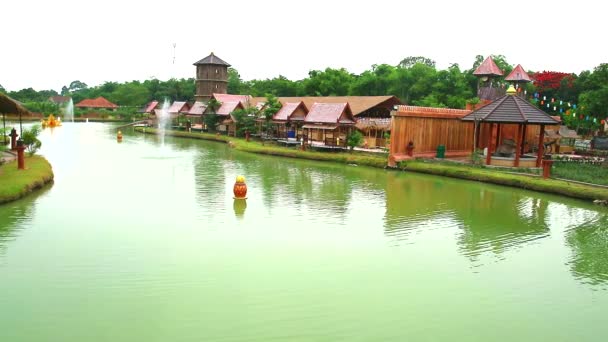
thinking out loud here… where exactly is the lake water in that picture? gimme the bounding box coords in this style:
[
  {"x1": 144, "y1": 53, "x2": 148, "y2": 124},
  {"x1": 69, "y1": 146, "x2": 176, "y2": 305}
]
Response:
[{"x1": 1, "y1": 123, "x2": 607, "y2": 341}]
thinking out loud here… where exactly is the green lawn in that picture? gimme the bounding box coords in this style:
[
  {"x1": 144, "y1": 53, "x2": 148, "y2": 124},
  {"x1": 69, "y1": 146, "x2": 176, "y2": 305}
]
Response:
[
  {"x1": 552, "y1": 161, "x2": 608, "y2": 186},
  {"x1": 0, "y1": 155, "x2": 54, "y2": 204}
]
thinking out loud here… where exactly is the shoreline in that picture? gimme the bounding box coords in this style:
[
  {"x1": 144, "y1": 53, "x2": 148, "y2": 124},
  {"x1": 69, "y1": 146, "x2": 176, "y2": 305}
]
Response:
[
  {"x1": 135, "y1": 127, "x2": 608, "y2": 202},
  {"x1": 0, "y1": 155, "x2": 54, "y2": 204}
]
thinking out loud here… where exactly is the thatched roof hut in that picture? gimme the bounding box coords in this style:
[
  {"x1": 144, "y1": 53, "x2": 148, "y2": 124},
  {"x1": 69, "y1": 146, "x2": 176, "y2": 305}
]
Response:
[{"x1": 0, "y1": 93, "x2": 29, "y2": 115}]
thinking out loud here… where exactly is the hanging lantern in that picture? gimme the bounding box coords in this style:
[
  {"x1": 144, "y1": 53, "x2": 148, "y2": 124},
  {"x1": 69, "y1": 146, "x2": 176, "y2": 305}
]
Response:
[
  {"x1": 541, "y1": 100, "x2": 544, "y2": 105},
  {"x1": 543, "y1": 96, "x2": 546, "y2": 100},
  {"x1": 551, "y1": 98, "x2": 555, "y2": 103},
  {"x1": 568, "y1": 102, "x2": 571, "y2": 107},
  {"x1": 553, "y1": 106, "x2": 557, "y2": 111},
  {"x1": 602, "y1": 120, "x2": 605, "y2": 125},
  {"x1": 560, "y1": 108, "x2": 563, "y2": 113},
  {"x1": 547, "y1": 104, "x2": 550, "y2": 108},
  {"x1": 560, "y1": 100, "x2": 563, "y2": 105},
  {"x1": 573, "y1": 104, "x2": 577, "y2": 109}
]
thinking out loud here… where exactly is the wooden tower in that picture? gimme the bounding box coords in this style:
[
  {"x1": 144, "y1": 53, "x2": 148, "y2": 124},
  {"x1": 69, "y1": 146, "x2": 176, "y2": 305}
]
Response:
[
  {"x1": 473, "y1": 56, "x2": 504, "y2": 102},
  {"x1": 504, "y1": 64, "x2": 532, "y2": 97},
  {"x1": 193, "y1": 52, "x2": 230, "y2": 102}
]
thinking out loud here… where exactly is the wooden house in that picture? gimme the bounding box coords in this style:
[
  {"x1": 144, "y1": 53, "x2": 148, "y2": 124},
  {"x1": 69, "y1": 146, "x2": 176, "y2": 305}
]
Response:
[
  {"x1": 272, "y1": 101, "x2": 308, "y2": 139},
  {"x1": 303, "y1": 103, "x2": 356, "y2": 147}
]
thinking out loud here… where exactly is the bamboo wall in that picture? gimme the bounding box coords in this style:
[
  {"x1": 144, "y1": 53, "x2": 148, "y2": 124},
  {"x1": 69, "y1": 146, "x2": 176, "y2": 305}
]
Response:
[{"x1": 390, "y1": 106, "x2": 474, "y2": 156}]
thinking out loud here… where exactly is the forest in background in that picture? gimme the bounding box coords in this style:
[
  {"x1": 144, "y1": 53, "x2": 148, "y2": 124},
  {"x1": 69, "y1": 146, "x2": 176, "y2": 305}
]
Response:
[{"x1": 1, "y1": 55, "x2": 606, "y2": 131}]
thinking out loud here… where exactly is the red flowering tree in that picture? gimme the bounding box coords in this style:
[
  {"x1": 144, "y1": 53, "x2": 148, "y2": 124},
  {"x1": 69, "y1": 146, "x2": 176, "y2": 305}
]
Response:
[{"x1": 533, "y1": 71, "x2": 574, "y2": 92}]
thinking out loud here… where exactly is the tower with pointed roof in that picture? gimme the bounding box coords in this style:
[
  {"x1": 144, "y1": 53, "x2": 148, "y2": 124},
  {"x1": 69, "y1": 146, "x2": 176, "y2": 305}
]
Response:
[
  {"x1": 194, "y1": 52, "x2": 231, "y2": 102},
  {"x1": 504, "y1": 64, "x2": 532, "y2": 96},
  {"x1": 473, "y1": 56, "x2": 504, "y2": 101}
]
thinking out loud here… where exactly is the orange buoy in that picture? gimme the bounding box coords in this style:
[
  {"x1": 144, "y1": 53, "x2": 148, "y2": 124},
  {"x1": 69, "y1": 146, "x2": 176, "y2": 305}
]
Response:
[
  {"x1": 233, "y1": 175, "x2": 247, "y2": 199},
  {"x1": 117, "y1": 130, "x2": 123, "y2": 142}
]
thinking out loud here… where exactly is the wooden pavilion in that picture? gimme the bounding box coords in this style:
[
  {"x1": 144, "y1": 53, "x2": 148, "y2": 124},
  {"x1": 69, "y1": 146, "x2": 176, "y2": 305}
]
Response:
[{"x1": 461, "y1": 85, "x2": 560, "y2": 167}]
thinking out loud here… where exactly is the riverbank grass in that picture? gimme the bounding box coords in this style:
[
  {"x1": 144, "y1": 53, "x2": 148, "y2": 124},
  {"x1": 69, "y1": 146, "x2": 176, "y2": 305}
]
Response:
[
  {"x1": 0, "y1": 156, "x2": 54, "y2": 204},
  {"x1": 134, "y1": 127, "x2": 608, "y2": 202}
]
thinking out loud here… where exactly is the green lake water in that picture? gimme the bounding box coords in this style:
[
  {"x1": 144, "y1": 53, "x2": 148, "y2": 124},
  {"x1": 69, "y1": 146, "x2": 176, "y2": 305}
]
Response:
[{"x1": 1, "y1": 123, "x2": 607, "y2": 341}]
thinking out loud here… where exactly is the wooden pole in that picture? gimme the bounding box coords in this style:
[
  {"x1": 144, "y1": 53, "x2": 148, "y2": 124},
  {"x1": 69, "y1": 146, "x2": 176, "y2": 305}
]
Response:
[
  {"x1": 536, "y1": 124, "x2": 545, "y2": 167},
  {"x1": 515, "y1": 124, "x2": 522, "y2": 167},
  {"x1": 521, "y1": 124, "x2": 528, "y2": 155},
  {"x1": 486, "y1": 123, "x2": 494, "y2": 165}
]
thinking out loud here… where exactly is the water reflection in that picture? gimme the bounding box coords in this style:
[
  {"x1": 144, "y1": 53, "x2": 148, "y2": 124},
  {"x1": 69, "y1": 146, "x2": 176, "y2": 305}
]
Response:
[
  {"x1": 0, "y1": 188, "x2": 49, "y2": 256},
  {"x1": 566, "y1": 213, "x2": 608, "y2": 286},
  {"x1": 384, "y1": 172, "x2": 550, "y2": 257},
  {"x1": 233, "y1": 199, "x2": 247, "y2": 219}
]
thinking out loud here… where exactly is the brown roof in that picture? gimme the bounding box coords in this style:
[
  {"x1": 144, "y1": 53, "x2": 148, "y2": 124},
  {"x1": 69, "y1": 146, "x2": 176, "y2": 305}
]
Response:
[
  {"x1": 0, "y1": 92, "x2": 30, "y2": 115},
  {"x1": 304, "y1": 103, "x2": 355, "y2": 124},
  {"x1": 473, "y1": 56, "x2": 504, "y2": 76},
  {"x1": 395, "y1": 105, "x2": 471, "y2": 119},
  {"x1": 216, "y1": 101, "x2": 243, "y2": 115},
  {"x1": 75, "y1": 96, "x2": 118, "y2": 109},
  {"x1": 505, "y1": 64, "x2": 532, "y2": 83},
  {"x1": 49, "y1": 95, "x2": 71, "y2": 104},
  {"x1": 273, "y1": 101, "x2": 308, "y2": 121},
  {"x1": 250, "y1": 96, "x2": 401, "y2": 117},
  {"x1": 168, "y1": 101, "x2": 190, "y2": 114},
  {"x1": 193, "y1": 52, "x2": 231, "y2": 66},
  {"x1": 461, "y1": 94, "x2": 559, "y2": 125},
  {"x1": 213, "y1": 93, "x2": 252, "y2": 106},
  {"x1": 355, "y1": 117, "x2": 391, "y2": 131},
  {"x1": 188, "y1": 101, "x2": 207, "y2": 115}
]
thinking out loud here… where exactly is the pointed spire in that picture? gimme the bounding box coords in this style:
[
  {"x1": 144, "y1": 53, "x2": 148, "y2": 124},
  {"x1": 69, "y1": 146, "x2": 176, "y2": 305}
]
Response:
[
  {"x1": 473, "y1": 56, "x2": 504, "y2": 77},
  {"x1": 505, "y1": 64, "x2": 532, "y2": 83},
  {"x1": 506, "y1": 85, "x2": 517, "y2": 95}
]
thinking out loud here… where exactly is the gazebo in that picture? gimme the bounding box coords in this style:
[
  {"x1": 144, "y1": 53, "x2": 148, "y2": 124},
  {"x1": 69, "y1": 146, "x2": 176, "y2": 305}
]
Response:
[{"x1": 461, "y1": 85, "x2": 559, "y2": 167}]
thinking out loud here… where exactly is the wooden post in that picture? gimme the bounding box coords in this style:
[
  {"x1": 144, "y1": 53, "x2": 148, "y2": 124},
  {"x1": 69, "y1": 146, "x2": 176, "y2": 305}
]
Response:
[
  {"x1": 536, "y1": 124, "x2": 545, "y2": 167},
  {"x1": 495, "y1": 124, "x2": 501, "y2": 148},
  {"x1": 521, "y1": 124, "x2": 528, "y2": 155},
  {"x1": 486, "y1": 123, "x2": 494, "y2": 165},
  {"x1": 514, "y1": 124, "x2": 522, "y2": 167}
]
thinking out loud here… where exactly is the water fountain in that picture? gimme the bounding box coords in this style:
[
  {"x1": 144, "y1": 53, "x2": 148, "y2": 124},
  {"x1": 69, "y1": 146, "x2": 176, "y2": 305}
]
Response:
[
  {"x1": 64, "y1": 98, "x2": 74, "y2": 122},
  {"x1": 158, "y1": 98, "x2": 171, "y2": 148}
]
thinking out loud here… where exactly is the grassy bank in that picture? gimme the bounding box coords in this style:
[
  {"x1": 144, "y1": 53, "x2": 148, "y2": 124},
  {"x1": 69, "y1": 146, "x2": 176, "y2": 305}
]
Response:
[
  {"x1": 0, "y1": 155, "x2": 54, "y2": 204},
  {"x1": 398, "y1": 160, "x2": 608, "y2": 201},
  {"x1": 134, "y1": 127, "x2": 388, "y2": 168},
  {"x1": 134, "y1": 127, "x2": 608, "y2": 202},
  {"x1": 552, "y1": 161, "x2": 608, "y2": 186}
]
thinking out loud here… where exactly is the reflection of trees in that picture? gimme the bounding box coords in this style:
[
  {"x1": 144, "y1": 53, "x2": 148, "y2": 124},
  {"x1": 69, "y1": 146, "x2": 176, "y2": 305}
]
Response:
[
  {"x1": 566, "y1": 215, "x2": 608, "y2": 286},
  {"x1": 384, "y1": 172, "x2": 550, "y2": 256},
  {"x1": 0, "y1": 189, "x2": 47, "y2": 256},
  {"x1": 192, "y1": 142, "x2": 228, "y2": 215}
]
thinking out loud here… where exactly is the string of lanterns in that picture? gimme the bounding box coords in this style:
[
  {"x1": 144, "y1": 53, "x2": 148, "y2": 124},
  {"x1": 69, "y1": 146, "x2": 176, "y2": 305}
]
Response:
[{"x1": 531, "y1": 92, "x2": 607, "y2": 126}]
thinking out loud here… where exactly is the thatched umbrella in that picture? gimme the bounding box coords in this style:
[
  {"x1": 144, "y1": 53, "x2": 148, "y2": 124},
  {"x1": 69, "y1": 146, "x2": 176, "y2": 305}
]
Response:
[{"x1": 0, "y1": 92, "x2": 29, "y2": 142}]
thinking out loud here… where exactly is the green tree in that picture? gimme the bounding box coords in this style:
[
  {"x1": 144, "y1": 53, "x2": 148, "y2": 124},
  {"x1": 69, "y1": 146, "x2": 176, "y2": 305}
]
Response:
[
  {"x1": 21, "y1": 124, "x2": 42, "y2": 155},
  {"x1": 231, "y1": 107, "x2": 258, "y2": 137},
  {"x1": 204, "y1": 98, "x2": 221, "y2": 132},
  {"x1": 346, "y1": 130, "x2": 364, "y2": 151},
  {"x1": 261, "y1": 94, "x2": 281, "y2": 133},
  {"x1": 303, "y1": 68, "x2": 354, "y2": 96},
  {"x1": 399, "y1": 56, "x2": 436, "y2": 68},
  {"x1": 227, "y1": 68, "x2": 243, "y2": 94}
]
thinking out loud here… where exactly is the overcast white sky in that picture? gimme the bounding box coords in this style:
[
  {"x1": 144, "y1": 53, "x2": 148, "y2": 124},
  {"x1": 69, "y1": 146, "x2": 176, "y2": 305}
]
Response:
[{"x1": 1, "y1": 0, "x2": 605, "y2": 92}]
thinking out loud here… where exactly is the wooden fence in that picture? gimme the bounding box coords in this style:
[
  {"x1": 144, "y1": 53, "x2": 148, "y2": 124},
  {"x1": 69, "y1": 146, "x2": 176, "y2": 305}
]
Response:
[{"x1": 389, "y1": 106, "x2": 473, "y2": 162}]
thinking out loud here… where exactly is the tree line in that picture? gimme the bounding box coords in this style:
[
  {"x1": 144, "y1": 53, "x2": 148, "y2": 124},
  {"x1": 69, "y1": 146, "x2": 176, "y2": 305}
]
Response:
[{"x1": 1, "y1": 55, "x2": 606, "y2": 129}]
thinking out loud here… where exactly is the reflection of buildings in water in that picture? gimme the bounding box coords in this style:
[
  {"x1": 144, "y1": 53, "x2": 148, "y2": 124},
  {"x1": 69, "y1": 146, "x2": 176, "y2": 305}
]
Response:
[
  {"x1": 565, "y1": 212, "x2": 608, "y2": 286},
  {"x1": 457, "y1": 196, "x2": 550, "y2": 261},
  {"x1": 383, "y1": 173, "x2": 550, "y2": 257}
]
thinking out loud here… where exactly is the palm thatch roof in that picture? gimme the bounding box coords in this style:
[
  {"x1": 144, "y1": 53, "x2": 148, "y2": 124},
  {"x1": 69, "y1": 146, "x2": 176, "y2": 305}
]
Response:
[
  {"x1": 355, "y1": 118, "x2": 391, "y2": 131},
  {"x1": 0, "y1": 93, "x2": 29, "y2": 115}
]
